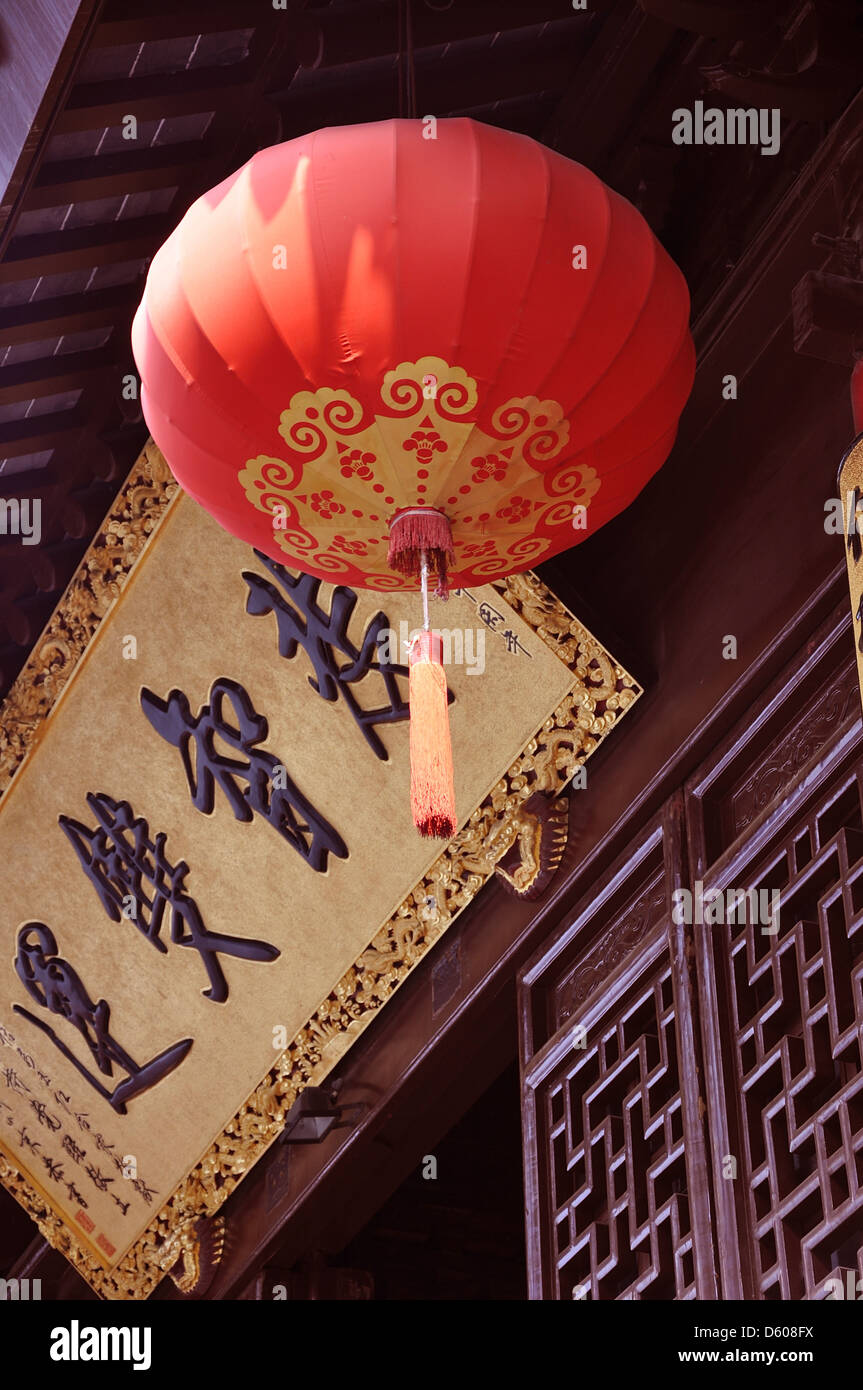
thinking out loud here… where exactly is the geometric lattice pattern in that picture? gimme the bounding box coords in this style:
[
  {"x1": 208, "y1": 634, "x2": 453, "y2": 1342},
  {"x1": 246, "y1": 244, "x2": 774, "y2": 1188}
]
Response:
[
  {"x1": 546, "y1": 956, "x2": 696, "y2": 1300},
  {"x1": 724, "y1": 769, "x2": 863, "y2": 1299},
  {"x1": 524, "y1": 606, "x2": 863, "y2": 1300}
]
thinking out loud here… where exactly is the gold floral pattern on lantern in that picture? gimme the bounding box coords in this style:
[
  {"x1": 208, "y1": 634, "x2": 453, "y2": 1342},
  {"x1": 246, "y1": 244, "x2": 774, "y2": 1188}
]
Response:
[{"x1": 237, "y1": 358, "x2": 600, "y2": 585}]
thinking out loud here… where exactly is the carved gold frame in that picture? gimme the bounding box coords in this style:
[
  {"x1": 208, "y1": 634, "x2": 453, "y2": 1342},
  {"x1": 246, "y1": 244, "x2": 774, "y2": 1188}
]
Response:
[{"x1": 0, "y1": 441, "x2": 641, "y2": 1298}]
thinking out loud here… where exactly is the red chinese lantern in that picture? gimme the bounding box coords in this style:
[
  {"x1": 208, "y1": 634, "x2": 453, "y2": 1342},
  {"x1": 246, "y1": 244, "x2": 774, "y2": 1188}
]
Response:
[{"x1": 132, "y1": 118, "x2": 694, "y2": 838}]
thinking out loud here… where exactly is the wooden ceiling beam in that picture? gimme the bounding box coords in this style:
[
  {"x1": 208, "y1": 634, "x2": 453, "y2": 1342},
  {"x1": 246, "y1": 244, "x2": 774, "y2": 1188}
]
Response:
[
  {"x1": 90, "y1": 0, "x2": 577, "y2": 62},
  {"x1": 541, "y1": 2, "x2": 676, "y2": 169},
  {"x1": 59, "y1": 482, "x2": 117, "y2": 540},
  {"x1": 3, "y1": 592, "x2": 65, "y2": 647},
  {"x1": 0, "y1": 411, "x2": 85, "y2": 458},
  {"x1": 275, "y1": 47, "x2": 577, "y2": 130},
  {"x1": 92, "y1": 3, "x2": 258, "y2": 48},
  {"x1": 54, "y1": 63, "x2": 258, "y2": 133},
  {"x1": 0, "y1": 470, "x2": 59, "y2": 502},
  {"x1": 0, "y1": 285, "x2": 131, "y2": 347},
  {"x1": 0, "y1": 215, "x2": 173, "y2": 283},
  {"x1": 1, "y1": 537, "x2": 89, "y2": 593},
  {"x1": 0, "y1": 346, "x2": 116, "y2": 406},
  {"x1": 29, "y1": 141, "x2": 218, "y2": 209},
  {"x1": 300, "y1": 1, "x2": 585, "y2": 69},
  {"x1": 0, "y1": 477, "x2": 61, "y2": 512}
]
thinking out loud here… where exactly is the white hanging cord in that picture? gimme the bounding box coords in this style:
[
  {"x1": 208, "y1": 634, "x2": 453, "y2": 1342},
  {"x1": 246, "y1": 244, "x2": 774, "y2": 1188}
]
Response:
[{"x1": 420, "y1": 548, "x2": 430, "y2": 631}]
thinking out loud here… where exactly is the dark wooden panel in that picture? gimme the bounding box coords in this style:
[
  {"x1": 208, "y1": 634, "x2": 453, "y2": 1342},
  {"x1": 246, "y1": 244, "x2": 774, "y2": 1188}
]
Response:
[
  {"x1": 520, "y1": 801, "x2": 718, "y2": 1300},
  {"x1": 519, "y1": 596, "x2": 863, "y2": 1301},
  {"x1": 686, "y1": 603, "x2": 860, "y2": 879},
  {"x1": 687, "y1": 605, "x2": 863, "y2": 1299}
]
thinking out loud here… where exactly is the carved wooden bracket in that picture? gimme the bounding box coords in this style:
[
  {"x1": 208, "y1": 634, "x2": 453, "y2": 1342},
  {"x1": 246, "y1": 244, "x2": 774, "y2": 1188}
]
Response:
[
  {"x1": 494, "y1": 791, "x2": 569, "y2": 900},
  {"x1": 165, "y1": 1214, "x2": 226, "y2": 1298}
]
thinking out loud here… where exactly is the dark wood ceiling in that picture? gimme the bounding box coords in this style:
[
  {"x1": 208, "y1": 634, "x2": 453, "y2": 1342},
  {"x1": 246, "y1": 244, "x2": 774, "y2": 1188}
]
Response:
[{"x1": 1, "y1": 0, "x2": 861, "y2": 1290}]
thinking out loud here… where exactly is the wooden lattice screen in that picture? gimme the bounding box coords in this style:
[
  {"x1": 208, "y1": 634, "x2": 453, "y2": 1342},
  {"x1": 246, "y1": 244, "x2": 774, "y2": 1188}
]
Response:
[{"x1": 520, "y1": 600, "x2": 863, "y2": 1300}]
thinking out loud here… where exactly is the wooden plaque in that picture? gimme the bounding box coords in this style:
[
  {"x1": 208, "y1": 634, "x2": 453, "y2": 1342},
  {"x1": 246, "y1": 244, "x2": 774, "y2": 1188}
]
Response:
[{"x1": 0, "y1": 442, "x2": 640, "y2": 1298}]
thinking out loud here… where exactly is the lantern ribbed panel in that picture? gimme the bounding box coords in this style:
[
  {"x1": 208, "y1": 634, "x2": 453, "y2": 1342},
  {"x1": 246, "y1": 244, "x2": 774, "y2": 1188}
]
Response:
[{"x1": 132, "y1": 118, "x2": 694, "y2": 590}]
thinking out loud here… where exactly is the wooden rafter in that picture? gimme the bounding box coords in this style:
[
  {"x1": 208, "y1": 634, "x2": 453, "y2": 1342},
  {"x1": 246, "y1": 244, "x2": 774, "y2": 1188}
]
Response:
[
  {"x1": 55, "y1": 63, "x2": 259, "y2": 132},
  {"x1": 0, "y1": 285, "x2": 131, "y2": 346},
  {"x1": 0, "y1": 345, "x2": 117, "y2": 405},
  {"x1": 0, "y1": 215, "x2": 174, "y2": 283},
  {"x1": 28, "y1": 142, "x2": 220, "y2": 209}
]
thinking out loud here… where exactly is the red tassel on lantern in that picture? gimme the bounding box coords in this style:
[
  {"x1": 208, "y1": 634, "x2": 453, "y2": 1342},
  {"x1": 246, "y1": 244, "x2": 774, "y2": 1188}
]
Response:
[
  {"x1": 408, "y1": 630, "x2": 456, "y2": 839},
  {"x1": 388, "y1": 507, "x2": 454, "y2": 598}
]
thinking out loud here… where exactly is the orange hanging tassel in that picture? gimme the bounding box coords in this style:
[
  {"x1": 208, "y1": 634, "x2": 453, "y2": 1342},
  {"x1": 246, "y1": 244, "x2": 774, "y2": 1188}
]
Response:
[{"x1": 408, "y1": 630, "x2": 456, "y2": 839}]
